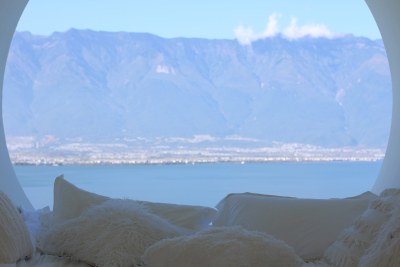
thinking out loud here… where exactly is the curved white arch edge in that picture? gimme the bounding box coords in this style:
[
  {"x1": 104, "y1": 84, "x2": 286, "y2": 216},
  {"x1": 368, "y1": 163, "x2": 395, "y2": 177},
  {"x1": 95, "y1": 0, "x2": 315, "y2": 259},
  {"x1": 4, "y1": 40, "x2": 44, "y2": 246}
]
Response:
[
  {"x1": 367, "y1": 0, "x2": 400, "y2": 194},
  {"x1": 0, "y1": 0, "x2": 32, "y2": 210},
  {"x1": 0, "y1": 0, "x2": 398, "y2": 210}
]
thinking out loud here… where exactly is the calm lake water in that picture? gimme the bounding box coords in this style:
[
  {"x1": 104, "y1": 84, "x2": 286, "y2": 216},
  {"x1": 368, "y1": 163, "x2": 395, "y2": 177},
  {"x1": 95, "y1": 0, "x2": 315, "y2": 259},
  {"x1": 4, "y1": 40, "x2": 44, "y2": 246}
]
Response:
[{"x1": 15, "y1": 161, "x2": 382, "y2": 209}]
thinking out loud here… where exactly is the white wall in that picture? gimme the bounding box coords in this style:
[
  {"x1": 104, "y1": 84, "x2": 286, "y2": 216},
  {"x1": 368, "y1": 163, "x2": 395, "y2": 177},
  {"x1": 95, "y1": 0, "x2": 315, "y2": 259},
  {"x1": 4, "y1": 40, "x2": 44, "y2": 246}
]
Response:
[
  {"x1": 0, "y1": 0, "x2": 398, "y2": 210},
  {"x1": 0, "y1": 0, "x2": 32, "y2": 209},
  {"x1": 367, "y1": 0, "x2": 400, "y2": 194}
]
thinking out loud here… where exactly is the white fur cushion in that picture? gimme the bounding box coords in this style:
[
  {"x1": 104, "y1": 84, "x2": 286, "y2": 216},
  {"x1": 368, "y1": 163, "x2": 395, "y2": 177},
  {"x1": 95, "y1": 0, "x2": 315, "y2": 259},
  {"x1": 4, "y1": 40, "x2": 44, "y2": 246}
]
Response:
[
  {"x1": 137, "y1": 200, "x2": 216, "y2": 232},
  {"x1": 213, "y1": 192, "x2": 375, "y2": 260},
  {"x1": 0, "y1": 191, "x2": 34, "y2": 264},
  {"x1": 142, "y1": 226, "x2": 304, "y2": 267},
  {"x1": 324, "y1": 188, "x2": 400, "y2": 267},
  {"x1": 52, "y1": 175, "x2": 109, "y2": 224},
  {"x1": 53, "y1": 175, "x2": 216, "y2": 231},
  {"x1": 39, "y1": 199, "x2": 185, "y2": 267},
  {"x1": 359, "y1": 200, "x2": 400, "y2": 267}
]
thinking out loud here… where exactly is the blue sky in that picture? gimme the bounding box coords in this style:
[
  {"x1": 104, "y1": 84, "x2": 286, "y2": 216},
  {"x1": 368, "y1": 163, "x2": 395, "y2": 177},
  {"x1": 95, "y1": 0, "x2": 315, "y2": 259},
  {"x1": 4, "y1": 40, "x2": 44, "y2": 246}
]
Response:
[{"x1": 16, "y1": 0, "x2": 381, "y2": 40}]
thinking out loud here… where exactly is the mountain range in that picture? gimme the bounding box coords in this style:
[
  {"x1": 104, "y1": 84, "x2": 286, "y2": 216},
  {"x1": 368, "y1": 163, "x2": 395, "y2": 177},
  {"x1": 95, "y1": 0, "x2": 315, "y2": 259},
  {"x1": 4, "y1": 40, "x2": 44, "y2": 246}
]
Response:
[{"x1": 3, "y1": 29, "x2": 392, "y2": 148}]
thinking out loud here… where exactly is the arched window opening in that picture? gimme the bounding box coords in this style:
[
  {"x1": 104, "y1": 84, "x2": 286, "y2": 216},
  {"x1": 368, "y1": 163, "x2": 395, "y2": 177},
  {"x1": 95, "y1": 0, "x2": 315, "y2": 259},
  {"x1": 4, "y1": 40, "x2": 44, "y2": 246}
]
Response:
[{"x1": 3, "y1": 1, "x2": 391, "y2": 209}]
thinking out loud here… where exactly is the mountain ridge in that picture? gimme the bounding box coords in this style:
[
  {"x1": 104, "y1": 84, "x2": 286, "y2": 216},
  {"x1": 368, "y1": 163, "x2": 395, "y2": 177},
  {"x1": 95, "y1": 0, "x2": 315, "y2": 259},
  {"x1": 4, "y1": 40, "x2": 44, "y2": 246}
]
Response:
[{"x1": 3, "y1": 29, "x2": 392, "y2": 148}]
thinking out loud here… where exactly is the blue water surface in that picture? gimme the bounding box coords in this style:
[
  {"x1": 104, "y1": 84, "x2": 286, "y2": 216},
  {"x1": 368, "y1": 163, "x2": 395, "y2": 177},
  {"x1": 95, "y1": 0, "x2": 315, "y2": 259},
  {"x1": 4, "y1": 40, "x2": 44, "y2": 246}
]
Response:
[{"x1": 15, "y1": 161, "x2": 382, "y2": 209}]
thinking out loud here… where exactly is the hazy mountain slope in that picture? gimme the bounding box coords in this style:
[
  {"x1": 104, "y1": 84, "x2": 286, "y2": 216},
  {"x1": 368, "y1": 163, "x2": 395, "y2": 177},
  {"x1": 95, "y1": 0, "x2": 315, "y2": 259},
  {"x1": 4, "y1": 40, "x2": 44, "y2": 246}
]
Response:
[{"x1": 3, "y1": 30, "x2": 391, "y2": 147}]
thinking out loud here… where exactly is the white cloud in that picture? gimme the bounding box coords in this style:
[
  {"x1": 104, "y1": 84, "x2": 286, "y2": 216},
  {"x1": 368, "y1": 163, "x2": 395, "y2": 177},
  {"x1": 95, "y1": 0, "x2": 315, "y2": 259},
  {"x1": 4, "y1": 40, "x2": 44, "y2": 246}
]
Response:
[
  {"x1": 264, "y1": 13, "x2": 280, "y2": 37},
  {"x1": 234, "y1": 14, "x2": 338, "y2": 45},
  {"x1": 282, "y1": 18, "x2": 335, "y2": 40},
  {"x1": 234, "y1": 25, "x2": 256, "y2": 46},
  {"x1": 234, "y1": 13, "x2": 280, "y2": 45}
]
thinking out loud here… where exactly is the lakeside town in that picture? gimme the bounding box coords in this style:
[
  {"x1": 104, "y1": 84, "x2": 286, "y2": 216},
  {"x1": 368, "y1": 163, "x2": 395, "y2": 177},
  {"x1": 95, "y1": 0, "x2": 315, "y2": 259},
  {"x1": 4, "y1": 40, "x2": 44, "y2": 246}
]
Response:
[{"x1": 6, "y1": 135, "x2": 385, "y2": 165}]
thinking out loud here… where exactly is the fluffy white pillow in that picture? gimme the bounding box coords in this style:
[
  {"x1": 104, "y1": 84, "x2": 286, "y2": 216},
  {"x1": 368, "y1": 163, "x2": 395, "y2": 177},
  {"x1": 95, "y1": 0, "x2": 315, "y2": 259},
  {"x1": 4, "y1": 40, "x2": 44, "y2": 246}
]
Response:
[
  {"x1": 359, "y1": 201, "x2": 400, "y2": 267},
  {"x1": 39, "y1": 199, "x2": 185, "y2": 267},
  {"x1": 139, "y1": 201, "x2": 216, "y2": 232},
  {"x1": 142, "y1": 226, "x2": 304, "y2": 267},
  {"x1": 0, "y1": 191, "x2": 34, "y2": 264},
  {"x1": 324, "y1": 188, "x2": 400, "y2": 267},
  {"x1": 213, "y1": 192, "x2": 375, "y2": 260},
  {"x1": 52, "y1": 175, "x2": 109, "y2": 224},
  {"x1": 52, "y1": 175, "x2": 216, "y2": 231}
]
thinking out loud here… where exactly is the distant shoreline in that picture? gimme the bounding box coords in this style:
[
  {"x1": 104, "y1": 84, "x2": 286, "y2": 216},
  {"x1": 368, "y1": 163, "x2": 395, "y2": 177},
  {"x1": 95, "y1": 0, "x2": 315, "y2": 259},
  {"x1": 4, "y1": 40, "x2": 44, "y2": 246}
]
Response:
[
  {"x1": 11, "y1": 157, "x2": 384, "y2": 167},
  {"x1": 8, "y1": 138, "x2": 386, "y2": 166}
]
